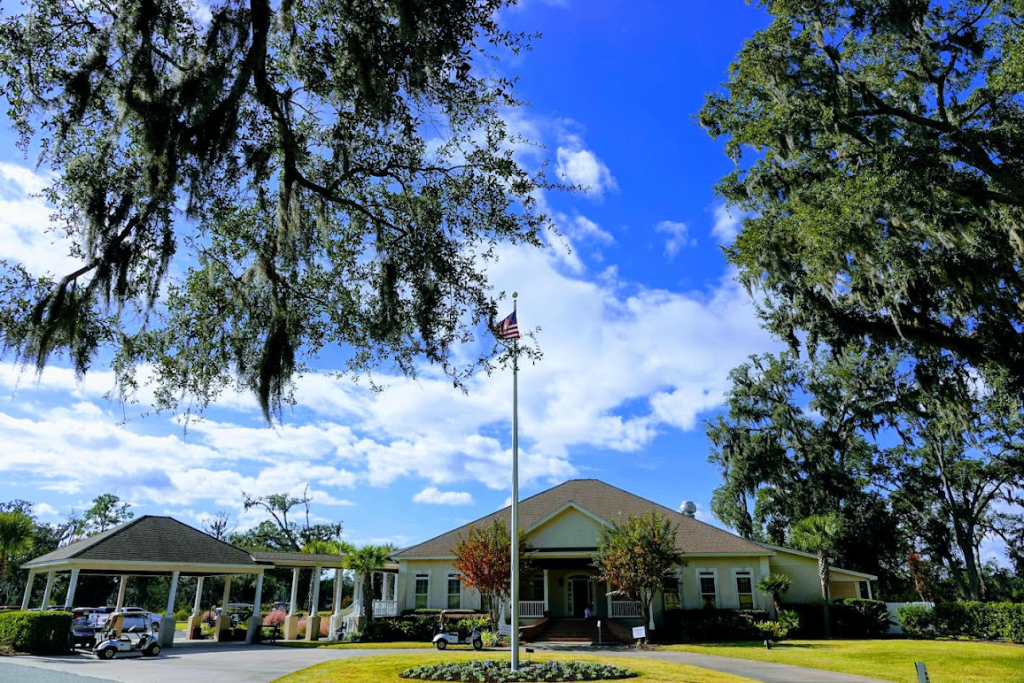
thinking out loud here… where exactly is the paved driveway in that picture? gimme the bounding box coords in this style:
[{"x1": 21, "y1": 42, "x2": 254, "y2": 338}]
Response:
[{"x1": 0, "y1": 642, "x2": 890, "y2": 683}]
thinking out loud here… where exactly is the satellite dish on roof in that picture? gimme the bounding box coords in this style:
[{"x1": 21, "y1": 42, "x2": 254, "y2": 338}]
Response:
[{"x1": 680, "y1": 501, "x2": 697, "y2": 517}]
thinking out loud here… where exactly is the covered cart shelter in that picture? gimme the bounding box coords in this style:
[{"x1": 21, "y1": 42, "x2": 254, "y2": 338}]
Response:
[{"x1": 20, "y1": 515, "x2": 265, "y2": 648}]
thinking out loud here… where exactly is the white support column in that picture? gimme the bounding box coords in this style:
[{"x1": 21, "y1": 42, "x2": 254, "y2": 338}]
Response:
[
  {"x1": 606, "y1": 584, "x2": 612, "y2": 619},
  {"x1": 166, "y1": 571, "x2": 180, "y2": 616},
  {"x1": 246, "y1": 572, "x2": 265, "y2": 645},
  {"x1": 330, "y1": 567, "x2": 344, "y2": 640},
  {"x1": 41, "y1": 571, "x2": 55, "y2": 608},
  {"x1": 866, "y1": 580, "x2": 873, "y2": 600},
  {"x1": 116, "y1": 575, "x2": 128, "y2": 611},
  {"x1": 542, "y1": 569, "x2": 549, "y2": 614},
  {"x1": 159, "y1": 571, "x2": 181, "y2": 648},
  {"x1": 64, "y1": 567, "x2": 79, "y2": 608},
  {"x1": 353, "y1": 572, "x2": 361, "y2": 614},
  {"x1": 193, "y1": 577, "x2": 204, "y2": 616},
  {"x1": 310, "y1": 565, "x2": 322, "y2": 613},
  {"x1": 221, "y1": 576, "x2": 232, "y2": 608},
  {"x1": 288, "y1": 568, "x2": 300, "y2": 615},
  {"x1": 21, "y1": 571, "x2": 35, "y2": 610}
]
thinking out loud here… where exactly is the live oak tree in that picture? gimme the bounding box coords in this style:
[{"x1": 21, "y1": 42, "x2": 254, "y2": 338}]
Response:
[
  {"x1": 700, "y1": 0, "x2": 1024, "y2": 388},
  {"x1": 594, "y1": 511, "x2": 683, "y2": 636},
  {"x1": 452, "y1": 517, "x2": 527, "y2": 632},
  {"x1": 0, "y1": 0, "x2": 553, "y2": 421},
  {"x1": 884, "y1": 363, "x2": 1024, "y2": 601},
  {"x1": 705, "y1": 349, "x2": 908, "y2": 592}
]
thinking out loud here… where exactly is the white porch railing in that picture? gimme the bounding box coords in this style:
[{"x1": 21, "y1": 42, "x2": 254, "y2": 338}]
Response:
[
  {"x1": 519, "y1": 600, "x2": 545, "y2": 618},
  {"x1": 611, "y1": 600, "x2": 642, "y2": 618},
  {"x1": 373, "y1": 600, "x2": 398, "y2": 617}
]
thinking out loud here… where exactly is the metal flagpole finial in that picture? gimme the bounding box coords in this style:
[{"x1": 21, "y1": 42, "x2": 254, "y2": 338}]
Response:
[{"x1": 512, "y1": 291, "x2": 518, "y2": 298}]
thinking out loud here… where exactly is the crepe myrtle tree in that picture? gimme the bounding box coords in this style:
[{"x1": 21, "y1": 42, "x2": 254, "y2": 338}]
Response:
[
  {"x1": 0, "y1": 0, "x2": 557, "y2": 423},
  {"x1": 452, "y1": 517, "x2": 528, "y2": 632},
  {"x1": 595, "y1": 511, "x2": 684, "y2": 636}
]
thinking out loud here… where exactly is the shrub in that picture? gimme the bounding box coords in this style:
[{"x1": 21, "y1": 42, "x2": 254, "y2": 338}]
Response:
[
  {"x1": 897, "y1": 605, "x2": 932, "y2": 638},
  {"x1": 263, "y1": 609, "x2": 286, "y2": 627},
  {"x1": 452, "y1": 616, "x2": 490, "y2": 637},
  {"x1": 777, "y1": 609, "x2": 800, "y2": 633},
  {"x1": 753, "y1": 619, "x2": 791, "y2": 641},
  {"x1": 994, "y1": 603, "x2": 1024, "y2": 644},
  {"x1": 399, "y1": 659, "x2": 638, "y2": 682},
  {"x1": 173, "y1": 608, "x2": 191, "y2": 622},
  {"x1": 0, "y1": 610, "x2": 73, "y2": 654},
  {"x1": 481, "y1": 630, "x2": 508, "y2": 648},
  {"x1": 358, "y1": 616, "x2": 436, "y2": 642},
  {"x1": 834, "y1": 599, "x2": 890, "y2": 637},
  {"x1": 661, "y1": 609, "x2": 769, "y2": 643}
]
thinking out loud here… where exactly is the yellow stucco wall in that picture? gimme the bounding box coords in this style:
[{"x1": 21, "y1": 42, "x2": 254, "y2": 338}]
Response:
[
  {"x1": 526, "y1": 506, "x2": 605, "y2": 548},
  {"x1": 680, "y1": 557, "x2": 769, "y2": 611},
  {"x1": 767, "y1": 548, "x2": 866, "y2": 604},
  {"x1": 398, "y1": 559, "x2": 482, "y2": 612}
]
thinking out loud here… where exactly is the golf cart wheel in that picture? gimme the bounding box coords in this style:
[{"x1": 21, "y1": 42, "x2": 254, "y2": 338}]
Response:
[
  {"x1": 435, "y1": 639, "x2": 447, "y2": 650},
  {"x1": 99, "y1": 647, "x2": 116, "y2": 660},
  {"x1": 473, "y1": 639, "x2": 483, "y2": 651},
  {"x1": 144, "y1": 644, "x2": 161, "y2": 657}
]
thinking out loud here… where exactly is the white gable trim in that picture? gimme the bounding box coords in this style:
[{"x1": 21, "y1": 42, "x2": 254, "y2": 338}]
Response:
[{"x1": 523, "y1": 502, "x2": 611, "y2": 536}]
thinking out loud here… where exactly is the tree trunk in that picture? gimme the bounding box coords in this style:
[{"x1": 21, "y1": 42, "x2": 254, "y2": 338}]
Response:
[
  {"x1": 818, "y1": 552, "x2": 832, "y2": 639},
  {"x1": 954, "y1": 525, "x2": 983, "y2": 600},
  {"x1": 361, "y1": 572, "x2": 374, "y2": 625}
]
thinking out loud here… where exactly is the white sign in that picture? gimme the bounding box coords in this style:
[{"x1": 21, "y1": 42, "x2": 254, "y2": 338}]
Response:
[
  {"x1": 499, "y1": 622, "x2": 512, "y2": 636},
  {"x1": 632, "y1": 626, "x2": 646, "y2": 639}
]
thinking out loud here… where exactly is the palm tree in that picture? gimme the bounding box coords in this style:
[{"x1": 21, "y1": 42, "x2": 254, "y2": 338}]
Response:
[
  {"x1": 790, "y1": 512, "x2": 843, "y2": 638},
  {"x1": 757, "y1": 572, "x2": 793, "y2": 615},
  {"x1": 345, "y1": 545, "x2": 393, "y2": 628},
  {"x1": 301, "y1": 539, "x2": 353, "y2": 614},
  {"x1": 0, "y1": 510, "x2": 35, "y2": 603}
]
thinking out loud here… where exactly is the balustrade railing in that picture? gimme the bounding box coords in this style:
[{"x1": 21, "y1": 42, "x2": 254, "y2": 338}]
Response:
[
  {"x1": 519, "y1": 600, "x2": 545, "y2": 618},
  {"x1": 610, "y1": 600, "x2": 642, "y2": 618},
  {"x1": 372, "y1": 600, "x2": 398, "y2": 617}
]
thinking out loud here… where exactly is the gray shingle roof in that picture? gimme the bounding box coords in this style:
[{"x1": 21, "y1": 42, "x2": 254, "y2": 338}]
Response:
[
  {"x1": 22, "y1": 515, "x2": 257, "y2": 568},
  {"x1": 393, "y1": 479, "x2": 770, "y2": 559}
]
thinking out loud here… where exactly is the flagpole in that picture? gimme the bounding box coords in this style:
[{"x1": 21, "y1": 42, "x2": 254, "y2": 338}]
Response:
[{"x1": 510, "y1": 293, "x2": 520, "y2": 672}]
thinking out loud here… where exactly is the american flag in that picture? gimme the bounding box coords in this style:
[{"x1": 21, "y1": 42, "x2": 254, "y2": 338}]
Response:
[{"x1": 496, "y1": 310, "x2": 520, "y2": 340}]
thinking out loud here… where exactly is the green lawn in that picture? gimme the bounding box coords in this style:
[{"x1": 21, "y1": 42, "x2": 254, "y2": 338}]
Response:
[
  {"x1": 272, "y1": 652, "x2": 754, "y2": 683},
  {"x1": 661, "y1": 639, "x2": 1024, "y2": 683}
]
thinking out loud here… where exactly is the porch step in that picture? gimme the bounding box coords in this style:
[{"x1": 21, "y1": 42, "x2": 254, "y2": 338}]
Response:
[{"x1": 526, "y1": 618, "x2": 626, "y2": 644}]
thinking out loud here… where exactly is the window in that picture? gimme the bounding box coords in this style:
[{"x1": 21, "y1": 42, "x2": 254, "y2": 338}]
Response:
[
  {"x1": 447, "y1": 574, "x2": 462, "y2": 609},
  {"x1": 698, "y1": 570, "x2": 718, "y2": 609},
  {"x1": 663, "y1": 575, "x2": 680, "y2": 611},
  {"x1": 414, "y1": 573, "x2": 430, "y2": 610},
  {"x1": 531, "y1": 574, "x2": 545, "y2": 601},
  {"x1": 734, "y1": 569, "x2": 754, "y2": 610}
]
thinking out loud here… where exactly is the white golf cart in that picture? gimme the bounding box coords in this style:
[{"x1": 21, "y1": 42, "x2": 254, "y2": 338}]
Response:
[
  {"x1": 93, "y1": 611, "x2": 162, "y2": 660},
  {"x1": 431, "y1": 609, "x2": 483, "y2": 651}
]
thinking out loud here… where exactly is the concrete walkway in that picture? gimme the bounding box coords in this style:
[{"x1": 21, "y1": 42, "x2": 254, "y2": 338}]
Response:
[{"x1": 0, "y1": 642, "x2": 891, "y2": 683}]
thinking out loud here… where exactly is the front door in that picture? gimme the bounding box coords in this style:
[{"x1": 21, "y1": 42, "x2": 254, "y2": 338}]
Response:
[{"x1": 570, "y1": 578, "x2": 590, "y2": 617}]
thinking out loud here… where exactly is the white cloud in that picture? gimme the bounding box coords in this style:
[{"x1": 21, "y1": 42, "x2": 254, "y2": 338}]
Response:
[
  {"x1": 413, "y1": 487, "x2": 475, "y2": 506},
  {"x1": 0, "y1": 163, "x2": 81, "y2": 277},
  {"x1": 711, "y1": 204, "x2": 744, "y2": 244},
  {"x1": 566, "y1": 215, "x2": 614, "y2": 245},
  {"x1": 655, "y1": 220, "x2": 695, "y2": 258},
  {"x1": 556, "y1": 135, "x2": 617, "y2": 199}
]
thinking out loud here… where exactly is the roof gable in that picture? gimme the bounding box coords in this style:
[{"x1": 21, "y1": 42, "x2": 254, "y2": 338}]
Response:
[
  {"x1": 393, "y1": 479, "x2": 770, "y2": 559},
  {"x1": 525, "y1": 502, "x2": 608, "y2": 549}
]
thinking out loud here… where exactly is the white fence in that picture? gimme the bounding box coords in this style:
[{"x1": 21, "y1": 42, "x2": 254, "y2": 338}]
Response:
[
  {"x1": 885, "y1": 601, "x2": 933, "y2": 635},
  {"x1": 611, "y1": 601, "x2": 642, "y2": 618},
  {"x1": 519, "y1": 600, "x2": 545, "y2": 618}
]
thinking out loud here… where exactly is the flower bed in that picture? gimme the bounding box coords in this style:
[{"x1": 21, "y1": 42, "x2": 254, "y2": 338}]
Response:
[{"x1": 399, "y1": 659, "x2": 638, "y2": 682}]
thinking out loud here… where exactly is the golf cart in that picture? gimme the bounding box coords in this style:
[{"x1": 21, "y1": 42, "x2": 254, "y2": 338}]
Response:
[
  {"x1": 93, "y1": 611, "x2": 162, "y2": 660},
  {"x1": 432, "y1": 609, "x2": 483, "y2": 651}
]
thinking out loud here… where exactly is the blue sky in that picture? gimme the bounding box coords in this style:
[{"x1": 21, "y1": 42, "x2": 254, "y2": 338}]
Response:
[{"x1": 0, "y1": 0, "x2": 781, "y2": 547}]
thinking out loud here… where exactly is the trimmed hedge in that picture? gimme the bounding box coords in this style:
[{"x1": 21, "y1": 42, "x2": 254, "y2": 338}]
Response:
[
  {"x1": 0, "y1": 610, "x2": 73, "y2": 654},
  {"x1": 661, "y1": 609, "x2": 770, "y2": 642},
  {"x1": 834, "y1": 599, "x2": 890, "y2": 637},
  {"x1": 358, "y1": 616, "x2": 438, "y2": 642},
  {"x1": 897, "y1": 602, "x2": 1024, "y2": 644}
]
